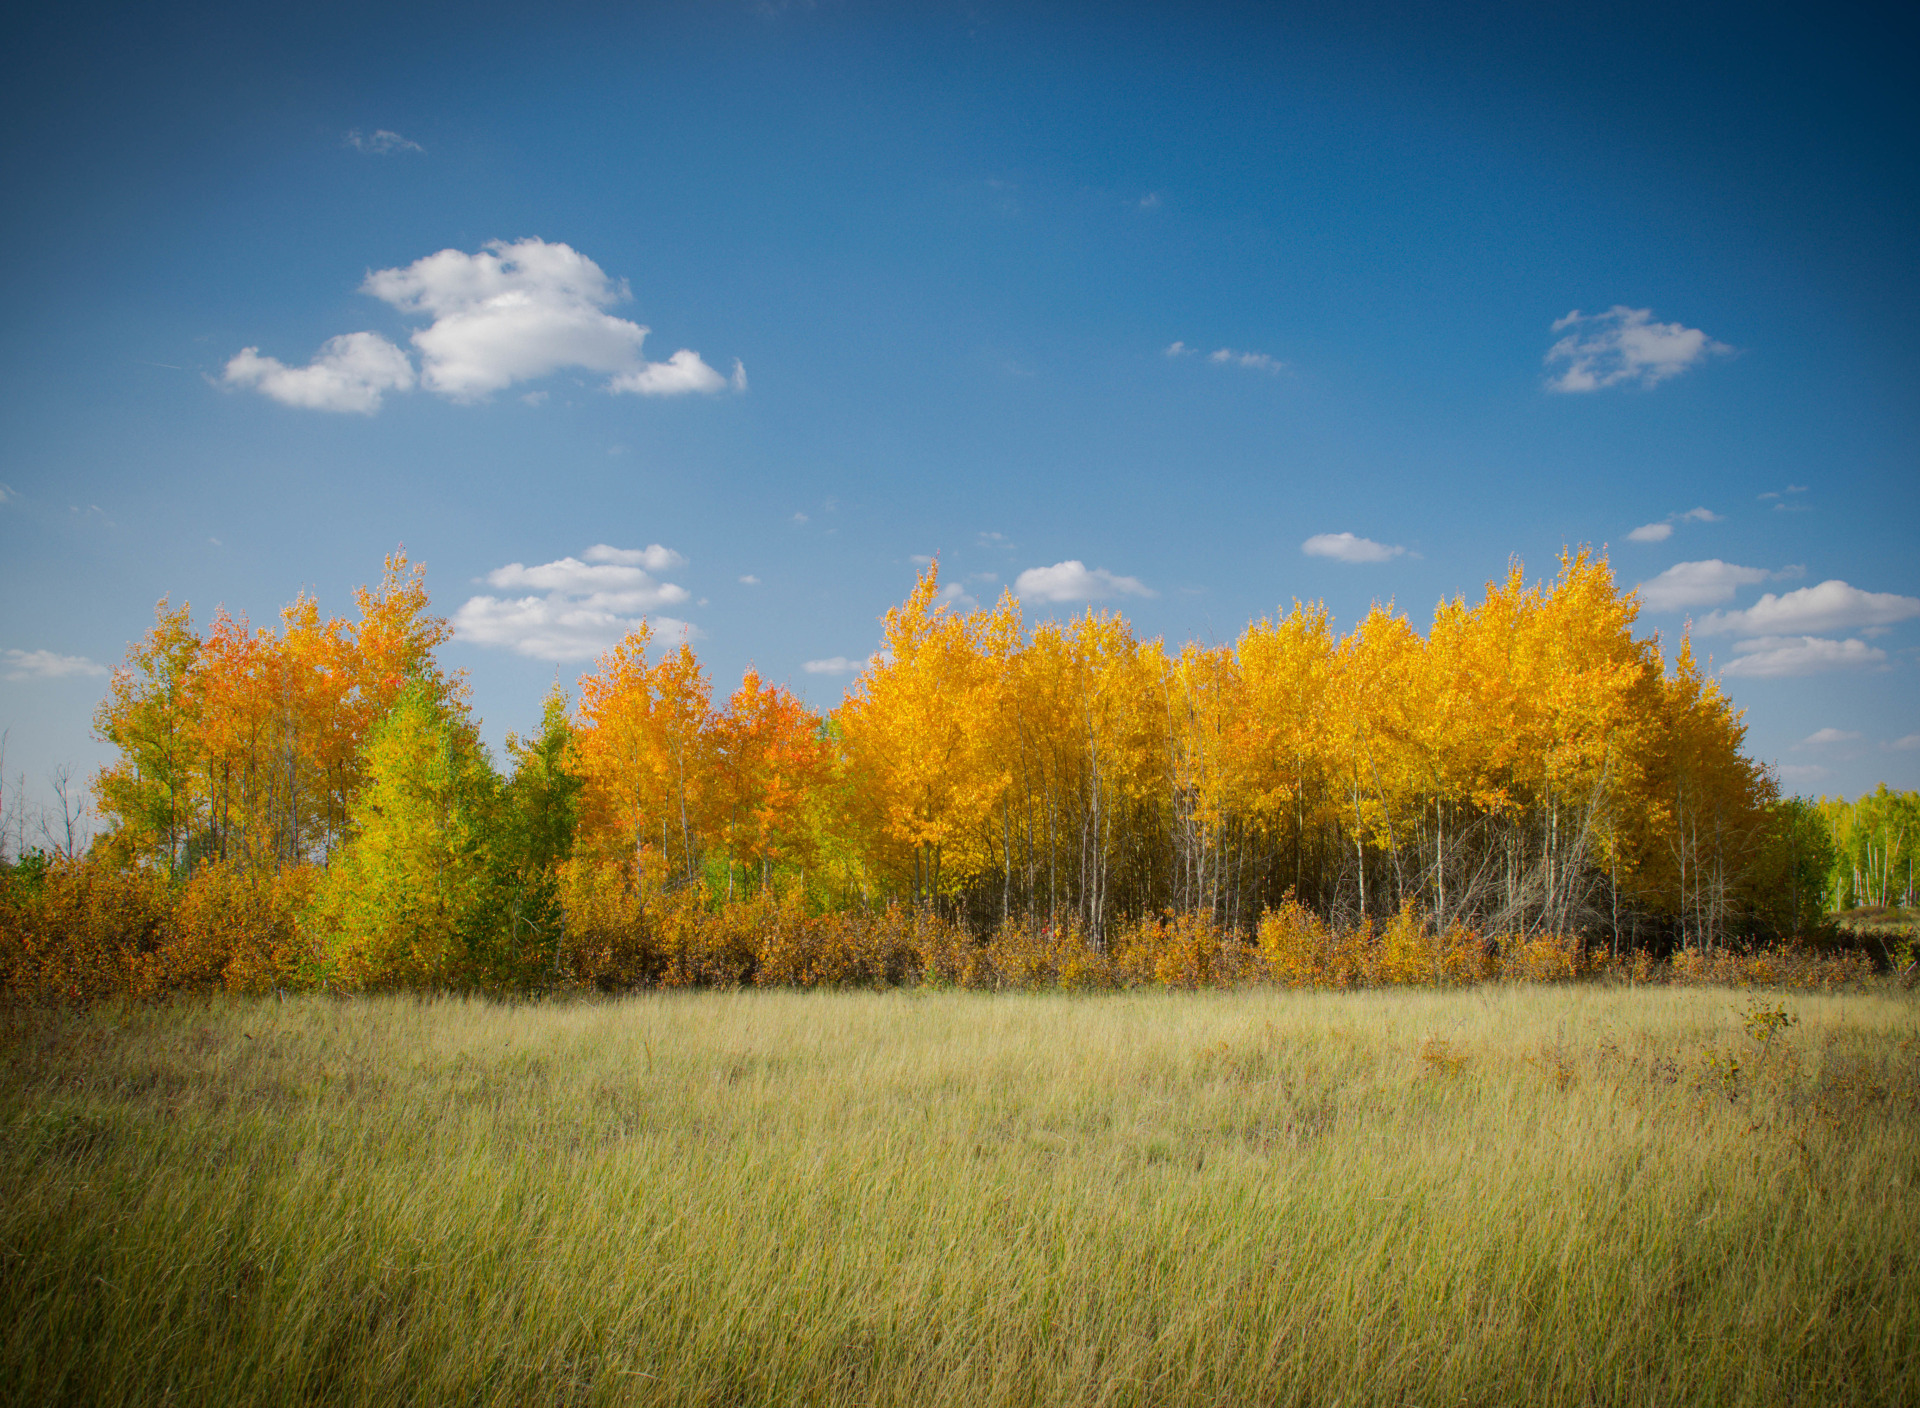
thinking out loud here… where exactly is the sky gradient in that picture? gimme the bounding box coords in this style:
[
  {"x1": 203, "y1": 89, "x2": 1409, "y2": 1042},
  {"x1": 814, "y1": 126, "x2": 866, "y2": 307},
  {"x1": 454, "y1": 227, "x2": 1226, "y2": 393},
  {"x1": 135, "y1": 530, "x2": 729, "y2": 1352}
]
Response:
[{"x1": 3, "y1": 0, "x2": 1916, "y2": 837}]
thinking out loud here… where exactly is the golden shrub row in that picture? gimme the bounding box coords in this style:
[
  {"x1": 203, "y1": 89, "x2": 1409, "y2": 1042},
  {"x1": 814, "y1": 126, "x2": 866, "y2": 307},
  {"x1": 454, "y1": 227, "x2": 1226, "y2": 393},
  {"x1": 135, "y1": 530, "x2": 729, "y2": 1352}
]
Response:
[
  {"x1": 0, "y1": 857, "x2": 317, "y2": 1003},
  {"x1": 0, "y1": 855, "x2": 1879, "y2": 1002}
]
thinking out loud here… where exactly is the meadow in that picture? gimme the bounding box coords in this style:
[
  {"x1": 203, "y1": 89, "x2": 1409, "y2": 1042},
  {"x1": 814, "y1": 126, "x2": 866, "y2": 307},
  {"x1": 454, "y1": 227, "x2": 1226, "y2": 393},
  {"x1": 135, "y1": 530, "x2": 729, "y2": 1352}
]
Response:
[{"x1": 4, "y1": 983, "x2": 1917, "y2": 1406}]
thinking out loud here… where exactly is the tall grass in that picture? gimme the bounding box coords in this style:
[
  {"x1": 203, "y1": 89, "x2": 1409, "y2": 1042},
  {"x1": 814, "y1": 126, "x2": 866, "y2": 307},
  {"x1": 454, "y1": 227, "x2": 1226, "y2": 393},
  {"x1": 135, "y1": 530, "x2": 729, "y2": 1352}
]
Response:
[{"x1": 4, "y1": 985, "x2": 1916, "y2": 1405}]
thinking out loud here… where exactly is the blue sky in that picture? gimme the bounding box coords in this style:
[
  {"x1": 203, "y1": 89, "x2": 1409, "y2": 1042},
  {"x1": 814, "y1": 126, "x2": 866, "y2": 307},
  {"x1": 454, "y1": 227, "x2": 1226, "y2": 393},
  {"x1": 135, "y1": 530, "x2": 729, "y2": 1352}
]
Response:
[{"x1": 3, "y1": 0, "x2": 1916, "y2": 837}]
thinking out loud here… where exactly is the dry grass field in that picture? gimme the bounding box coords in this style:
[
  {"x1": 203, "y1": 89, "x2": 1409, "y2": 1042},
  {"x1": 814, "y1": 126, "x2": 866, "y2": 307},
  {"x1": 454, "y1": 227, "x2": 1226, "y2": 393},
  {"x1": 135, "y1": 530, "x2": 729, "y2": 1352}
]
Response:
[{"x1": 3, "y1": 984, "x2": 1917, "y2": 1406}]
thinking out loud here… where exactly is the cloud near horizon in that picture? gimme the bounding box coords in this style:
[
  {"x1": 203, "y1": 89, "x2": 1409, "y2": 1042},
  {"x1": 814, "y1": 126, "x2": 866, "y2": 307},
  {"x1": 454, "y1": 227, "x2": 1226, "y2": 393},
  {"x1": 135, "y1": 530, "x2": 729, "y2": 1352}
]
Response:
[
  {"x1": 225, "y1": 238, "x2": 741, "y2": 411},
  {"x1": 1302, "y1": 532, "x2": 1405, "y2": 564},
  {"x1": 453, "y1": 544, "x2": 694, "y2": 661},
  {"x1": 1545, "y1": 306, "x2": 1731, "y2": 392},
  {"x1": 4, "y1": 649, "x2": 109, "y2": 681},
  {"x1": 1014, "y1": 560, "x2": 1154, "y2": 603}
]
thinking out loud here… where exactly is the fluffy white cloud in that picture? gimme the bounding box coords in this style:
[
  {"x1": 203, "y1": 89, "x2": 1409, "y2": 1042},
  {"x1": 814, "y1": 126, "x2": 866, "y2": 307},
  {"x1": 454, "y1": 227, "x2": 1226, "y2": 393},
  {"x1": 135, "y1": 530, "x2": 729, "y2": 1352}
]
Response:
[
  {"x1": 223, "y1": 332, "x2": 415, "y2": 413},
  {"x1": 1719, "y1": 636, "x2": 1887, "y2": 678},
  {"x1": 1302, "y1": 532, "x2": 1404, "y2": 564},
  {"x1": 738, "y1": 574, "x2": 761, "y2": 586},
  {"x1": 608, "y1": 349, "x2": 728, "y2": 396},
  {"x1": 362, "y1": 238, "x2": 732, "y2": 401},
  {"x1": 4, "y1": 649, "x2": 109, "y2": 681},
  {"x1": 1799, "y1": 728, "x2": 1863, "y2": 746},
  {"x1": 454, "y1": 546, "x2": 692, "y2": 660},
  {"x1": 1698, "y1": 579, "x2": 1920, "y2": 638},
  {"x1": 1634, "y1": 559, "x2": 1769, "y2": 612},
  {"x1": 1015, "y1": 561, "x2": 1154, "y2": 603},
  {"x1": 1890, "y1": 734, "x2": 1920, "y2": 751},
  {"x1": 345, "y1": 129, "x2": 423, "y2": 154},
  {"x1": 228, "y1": 239, "x2": 741, "y2": 411},
  {"x1": 1545, "y1": 306, "x2": 1731, "y2": 392}
]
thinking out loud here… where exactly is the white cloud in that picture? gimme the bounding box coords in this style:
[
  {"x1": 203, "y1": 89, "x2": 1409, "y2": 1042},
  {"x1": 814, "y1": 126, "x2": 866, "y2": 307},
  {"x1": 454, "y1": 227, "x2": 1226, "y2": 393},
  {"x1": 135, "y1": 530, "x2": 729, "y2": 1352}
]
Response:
[
  {"x1": 1629, "y1": 506, "x2": 1722, "y2": 544},
  {"x1": 936, "y1": 582, "x2": 978, "y2": 612},
  {"x1": 804, "y1": 655, "x2": 877, "y2": 675},
  {"x1": 345, "y1": 129, "x2": 424, "y2": 154},
  {"x1": 1015, "y1": 560, "x2": 1154, "y2": 603},
  {"x1": 1634, "y1": 559, "x2": 1769, "y2": 612},
  {"x1": 1799, "y1": 728, "x2": 1863, "y2": 747},
  {"x1": 1890, "y1": 734, "x2": 1920, "y2": 751},
  {"x1": 0, "y1": 484, "x2": 15, "y2": 505},
  {"x1": 1718, "y1": 636, "x2": 1887, "y2": 678},
  {"x1": 1698, "y1": 580, "x2": 1920, "y2": 638},
  {"x1": 453, "y1": 546, "x2": 692, "y2": 660},
  {"x1": 1166, "y1": 341, "x2": 1283, "y2": 371},
  {"x1": 1545, "y1": 306, "x2": 1731, "y2": 392},
  {"x1": 1776, "y1": 764, "x2": 1829, "y2": 785},
  {"x1": 360, "y1": 238, "x2": 732, "y2": 402},
  {"x1": 4, "y1": 649, "x2": 109, "y2": 681},
  {"x1": 608, "y1": 349, "x2": 728, "y2": 396},
  {"x1": 738, "y1": 574, "x2": 761, "y2": 586},
  {"x1": 1302, "y1": 532, "x2": 1405, "y2": 564},
  {"x1": 583, "y1": 543, "x2": 685, "y2": 572},
  {"x1": 1206, "y1": 347, "x2": 1284, "y2": 372},
  {"x1": 223, "y1": 332, "x2": 415, "y2": 413}
]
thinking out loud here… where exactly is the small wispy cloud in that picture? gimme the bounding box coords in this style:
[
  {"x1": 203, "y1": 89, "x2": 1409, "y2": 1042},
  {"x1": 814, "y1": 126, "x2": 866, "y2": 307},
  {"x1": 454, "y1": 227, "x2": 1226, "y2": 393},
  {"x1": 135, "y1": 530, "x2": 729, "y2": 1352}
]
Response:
[
  {"x1": 1628, "y1": 506, "x2": 1721, "y2": 544},
  {"x1": 1797, "y1": 728, "x2": 1862, "y2": 747},
  {"x1": 1890, "y1": 734, "x2": 1920, "y2": 752},
  {"x1": 1302, "y1": 532, "x2": 1404, "y2": 565},
  {"x1": 738, "y1": 574, "x2": 761, "y2": 586},
  {"x1": 1545, "y1": 306, "x2": 1731, "y2": 392},
  {"x1": 4, "y1": 649, "x2": 109, "y2": 681},
  {"x1": 1758, "y1": 484, "x2": 1810, "y2": 512},
  {"x1": 803, "y1": 655, "x2": 879, "y2": 676},
  {"x1": 1015, "y1": 561, "x2": 1153, "y2": 603},
  {"x1": 1165, "y1": 341, "x2": 1285, "y2": 372},
  {"x1": 345, "y1": 129, "x2": 424, "y2": 154},
  {"x1": 0, "y1": 484, "x2": 16, "y2": 505}
]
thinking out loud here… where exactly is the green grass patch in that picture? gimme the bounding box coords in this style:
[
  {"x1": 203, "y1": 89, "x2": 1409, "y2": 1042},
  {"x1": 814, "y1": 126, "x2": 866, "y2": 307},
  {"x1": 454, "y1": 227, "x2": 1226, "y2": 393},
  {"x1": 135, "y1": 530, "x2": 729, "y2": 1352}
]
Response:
[{"x1": 4, "y1": 986, "x2": 1917, "y2": 1406}]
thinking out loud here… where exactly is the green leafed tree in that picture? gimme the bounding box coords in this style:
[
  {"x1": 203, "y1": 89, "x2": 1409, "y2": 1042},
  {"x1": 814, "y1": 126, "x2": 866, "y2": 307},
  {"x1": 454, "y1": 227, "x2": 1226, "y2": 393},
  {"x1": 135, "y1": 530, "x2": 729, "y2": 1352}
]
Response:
[
  {"x1": 92, "y1": 599, "x2": 203, "y2": 878},
  {"x1": 498, "y1": 684, "x2": 584, "y2": 984},
  {"x1": 305, "y1": 682, "x2": 515, "y2": 989}
]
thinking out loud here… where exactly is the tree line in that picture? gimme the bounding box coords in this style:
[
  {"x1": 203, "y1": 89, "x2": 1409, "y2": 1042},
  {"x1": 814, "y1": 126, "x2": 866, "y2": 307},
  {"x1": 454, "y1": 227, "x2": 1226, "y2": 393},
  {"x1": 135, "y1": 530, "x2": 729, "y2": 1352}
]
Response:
[{"x1": 1, "y1": 548, "x2": 1877, "y2": 995}]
